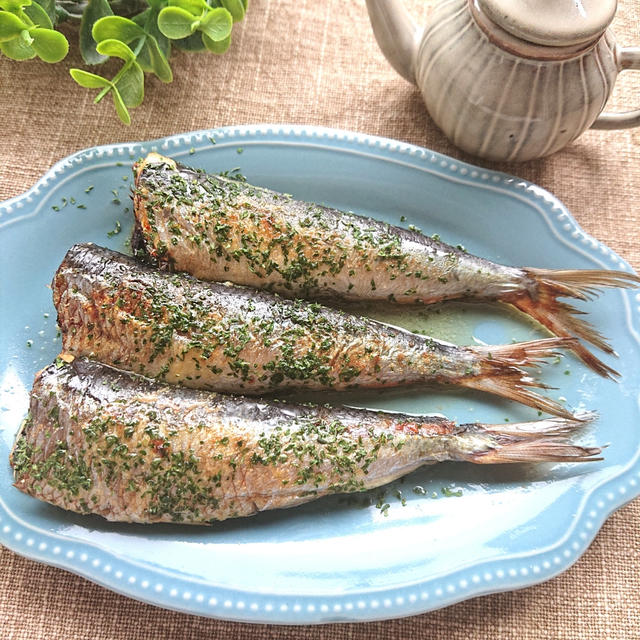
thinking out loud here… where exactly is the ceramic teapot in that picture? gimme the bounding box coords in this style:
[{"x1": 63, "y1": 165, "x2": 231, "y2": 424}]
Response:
[{"x1": 366, "y1": 0, "x2": 640, "y2": 161}]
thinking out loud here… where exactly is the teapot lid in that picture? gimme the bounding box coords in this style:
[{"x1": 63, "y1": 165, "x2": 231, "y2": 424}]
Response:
[{"x1": 477, "y1": 0, "x2": 617, "y2": 46}]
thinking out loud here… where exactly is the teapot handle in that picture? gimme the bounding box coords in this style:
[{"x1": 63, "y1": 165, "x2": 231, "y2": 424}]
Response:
[{"x1": 591, "y1": 47, "x2": 640, "y2": 130}]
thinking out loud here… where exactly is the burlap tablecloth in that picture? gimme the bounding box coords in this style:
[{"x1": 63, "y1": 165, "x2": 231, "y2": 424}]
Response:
[{"x1": 1, "y1": 1, "x2": 639, "y2": 637}]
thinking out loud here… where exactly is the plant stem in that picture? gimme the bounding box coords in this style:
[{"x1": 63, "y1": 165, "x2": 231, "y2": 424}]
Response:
[{"x1": 94, "y1": 34, "x2": 147, "y2": 104}]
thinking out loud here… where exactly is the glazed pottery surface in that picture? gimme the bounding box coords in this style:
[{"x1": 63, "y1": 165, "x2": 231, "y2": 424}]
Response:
[{"x1": 366, "y1": 0, "x2": 640, "y2": 161}]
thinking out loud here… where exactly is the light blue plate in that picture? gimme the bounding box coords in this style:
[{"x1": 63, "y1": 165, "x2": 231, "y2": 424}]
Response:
[{"x1": 0, "y1": 125, "x2": 638, "y2": 624}]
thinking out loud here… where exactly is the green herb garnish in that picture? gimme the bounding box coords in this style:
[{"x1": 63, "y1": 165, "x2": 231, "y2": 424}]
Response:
[{"x1": 107, "y1": 220, "x2": 122, "y2": 237}]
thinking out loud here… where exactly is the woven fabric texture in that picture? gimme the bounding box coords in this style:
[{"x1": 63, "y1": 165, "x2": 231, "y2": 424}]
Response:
[{"x1": 0, "y1": 1, "x2": 639, "y2": 638}]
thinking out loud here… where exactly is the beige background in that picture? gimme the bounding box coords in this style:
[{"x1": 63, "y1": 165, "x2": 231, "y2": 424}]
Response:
[{"x1": 1, "y1": 1, "x2": 639, "y2": 638}]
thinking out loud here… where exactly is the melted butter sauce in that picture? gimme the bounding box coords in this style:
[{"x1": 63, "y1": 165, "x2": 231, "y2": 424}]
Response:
[{"x1": 334, "y1": 299, "x2": 544, "y2": 346}]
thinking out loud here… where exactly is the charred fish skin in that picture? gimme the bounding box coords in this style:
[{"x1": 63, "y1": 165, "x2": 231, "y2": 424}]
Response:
[
  {"x1": 11, "y1": 359, "x2": 601, "y2": 524},
  {"x1": 132, "y1": 153, "x2": 639, "y2": 378},
  {"x1": 53, "y1": 243, "x2": 574, "y2": 417},
  {"x1": 53, "y1": 244, "x2": 472, "y2": 392},
  {"x1": 133, "y1": 154, "x2": 523, "y2": 304}
]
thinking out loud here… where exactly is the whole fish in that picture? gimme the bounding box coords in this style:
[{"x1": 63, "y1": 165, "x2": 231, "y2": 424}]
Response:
[
  {"x1": 54, "y1": 243, "x2": 574, "y2": 418},
  {"x1": 11, "y1": 358, "x2": 601, "y2": 524},
  {"x1": 132, "y1": 153, "x2": 640, "y2": 377}
]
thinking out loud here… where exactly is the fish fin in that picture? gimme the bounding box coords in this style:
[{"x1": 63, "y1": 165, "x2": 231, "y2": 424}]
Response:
[
  {"x1": 481, "y1": 409, "x2": 597, "y2": 435},
  {"x1": 463, "y1": 337, "x2": 576, "y2": 418},
  {"x1": 466, "y1": 413, "x2": 603, "y2": 463},
  {"x1": 506, "y1": 268, "x2": 640, "y2": 378}
]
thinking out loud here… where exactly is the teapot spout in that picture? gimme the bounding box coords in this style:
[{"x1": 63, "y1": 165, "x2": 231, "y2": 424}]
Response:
[{"x1": 365, "y1": 0, "x2": 420, "y2": 84}]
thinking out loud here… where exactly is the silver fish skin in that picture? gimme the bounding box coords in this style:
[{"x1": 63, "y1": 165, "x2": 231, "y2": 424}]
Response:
[
  {"x1": 132, "y1": 153, "x2": 640, "y2": 377},
  {"x1": 53, "y1": 243, "x2": 574, "y2": 417},
  {"x1": 11, "y1": 358, "x2": 601, "y2": 524}
]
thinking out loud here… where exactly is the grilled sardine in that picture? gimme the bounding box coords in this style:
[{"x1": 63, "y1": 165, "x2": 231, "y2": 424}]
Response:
[
  {"x1": 54, "y1": 243, "x2": 575, "y2": 417},
  {"x1": 132, "y1": 153, "x2": 639, "y2": 377},
  {"x1": 11, "y1": 358, "x2": 601, "y2": 524}
]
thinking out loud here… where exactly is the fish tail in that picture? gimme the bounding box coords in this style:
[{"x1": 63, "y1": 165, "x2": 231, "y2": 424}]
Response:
[
  {"x1": 465, "y1": 412, "x2": 603, "y2": 463},
  {"x1": 463, "y1": 337, "x2": 577, "y2": 418},
  {"x1": 506, "y1": 268, "x2": 640, "y2": 378}
]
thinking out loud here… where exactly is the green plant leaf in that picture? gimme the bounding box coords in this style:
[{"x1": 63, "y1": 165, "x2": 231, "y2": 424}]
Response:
[
  {"x1": 70, "y1": 68, "x2": 110, "y2": 88},
  {"x1": 0, "y1": 0, "x2": 30, "y2": 11},
  {"x1": 0, "y1": 34, "x2": 34, "y2": 59},
  {"x1": 198, "y1": 7, "x2": 231, "y2": 41},
  {"x1": 157, "y1": 6, "x2": 197, "y2": 39},
  {"x1": 111, "y1": 87, "x2": 131, "y2": 125},
  {"x1": 131, "y1": 7, "x2": 149, "y2": 22},
  {"x1": 202, "y1": 31, "x2": 229, "y2": 54},
  {"x1": 23, "y1": 0, "x2": 52, "y2": 27},
  {"x1": 20, "y1": 28, "x2": 32, "y2": 44},
  {"x1": 173, "y1": 30, "x2": 205, "y2": 51},
  {"x1": 93, "y1": 15, "x2": 144, "y2": 44},
  {"x1": 32, "y1": 0, "x2": 56, "y2": 24},
  {"x1": 96, "y1": 37, "x2": 135, "y2": 61},
  {"x1": 144, "y1": 34, "x2": 172, "y2": 82},
  {"x1": 115, "y1": 60, "x2": 144, "y2": 107},
  {"x1": 80, "y1": 0, "x2": 113, "y2": 64},
  {"x1": 168, "y1": 0, "x2": 207, "y2": 16},
  {"x1": 0, "y1": 11, "x2": 27, "y2": 41},
  {"x1": 221, "y1": 0, "x2": 244, "y2": 22},
  {"x1": 30, "y1": 26, "x2": 68, "y2": 61},
  {"x1": 147, "y1": 9, "x2": 170, "y2": 57},
  {"x1": 132, "y1": 7, "x2": 170, "y2": 59},
  {"x1": 135, "y1": 41, "x2": 151, "y2": 71},
  {"x1": 147, "y1": 0, "x2": 165, "y2": 8}
]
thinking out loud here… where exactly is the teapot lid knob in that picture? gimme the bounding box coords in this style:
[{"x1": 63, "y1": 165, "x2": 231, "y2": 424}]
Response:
[{"x1": 477, "y1": 0, "x2": 617, "y2": 46}]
